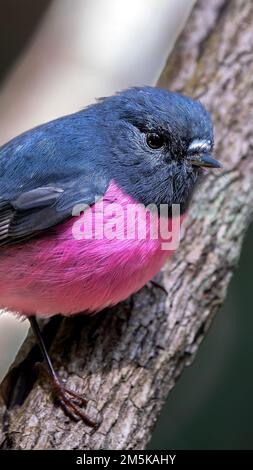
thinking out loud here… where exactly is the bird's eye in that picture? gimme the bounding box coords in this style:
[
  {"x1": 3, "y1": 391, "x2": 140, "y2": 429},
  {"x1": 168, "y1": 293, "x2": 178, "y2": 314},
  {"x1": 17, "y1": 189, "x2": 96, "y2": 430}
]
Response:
[{"x1": 146, "y1": 133, "x2": 164, "y2": 149}]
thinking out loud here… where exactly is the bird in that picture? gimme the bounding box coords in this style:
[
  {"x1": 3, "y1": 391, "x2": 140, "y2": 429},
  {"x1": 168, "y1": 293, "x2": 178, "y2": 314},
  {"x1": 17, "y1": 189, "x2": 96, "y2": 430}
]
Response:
[{"x1": 0, "y1": 86, "x2": 221, "y2": 426}]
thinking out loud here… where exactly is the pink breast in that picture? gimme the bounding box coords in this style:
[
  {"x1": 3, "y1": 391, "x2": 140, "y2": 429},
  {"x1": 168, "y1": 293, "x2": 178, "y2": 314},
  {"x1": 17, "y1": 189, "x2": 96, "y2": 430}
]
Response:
[{"x1": 0, "y1": 182, "x2": 182, "y2": 317}]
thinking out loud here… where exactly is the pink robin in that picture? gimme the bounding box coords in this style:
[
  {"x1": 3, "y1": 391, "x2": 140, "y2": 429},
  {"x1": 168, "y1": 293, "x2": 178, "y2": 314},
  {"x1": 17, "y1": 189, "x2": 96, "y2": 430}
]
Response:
[{"x1": 0, "y1": 87, "x2": 221, "y2": 426}]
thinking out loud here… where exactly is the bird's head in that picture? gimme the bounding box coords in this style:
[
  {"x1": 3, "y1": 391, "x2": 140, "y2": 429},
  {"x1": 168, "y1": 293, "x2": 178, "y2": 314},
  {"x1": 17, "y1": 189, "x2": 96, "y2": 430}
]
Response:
[{"x1": 92, "y1": 86, "x2": 221, "y2": 213}]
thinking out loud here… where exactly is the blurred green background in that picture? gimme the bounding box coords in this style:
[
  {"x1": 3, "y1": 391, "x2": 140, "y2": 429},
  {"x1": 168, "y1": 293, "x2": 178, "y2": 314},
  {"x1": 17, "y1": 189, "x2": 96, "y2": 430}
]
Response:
[{"x1": 0, "y1": 0, "x2": 252, "y2": 450}]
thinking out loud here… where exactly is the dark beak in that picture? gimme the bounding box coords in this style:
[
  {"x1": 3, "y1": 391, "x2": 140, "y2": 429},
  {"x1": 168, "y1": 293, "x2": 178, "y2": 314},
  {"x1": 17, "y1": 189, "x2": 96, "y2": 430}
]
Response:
[{"x1": 187, "y1": 153, "x2": 222, "y2": 169}]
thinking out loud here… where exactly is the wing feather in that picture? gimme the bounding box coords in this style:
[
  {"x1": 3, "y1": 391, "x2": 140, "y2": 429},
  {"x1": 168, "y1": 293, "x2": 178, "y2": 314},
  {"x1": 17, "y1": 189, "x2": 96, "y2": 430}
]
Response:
[{"x1": 0, "y1": 112, "x2": 109, "y2": 246}]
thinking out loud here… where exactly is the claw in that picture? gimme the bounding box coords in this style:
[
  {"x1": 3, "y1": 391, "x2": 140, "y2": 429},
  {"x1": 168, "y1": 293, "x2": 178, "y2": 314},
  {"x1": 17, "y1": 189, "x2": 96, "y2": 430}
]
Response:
[
  {"x1": 52, "y1": 380, "x2": 100, "y2": 428},
  {"x1": 149, "y1": 279, "x2": 168, "y2": 295}
]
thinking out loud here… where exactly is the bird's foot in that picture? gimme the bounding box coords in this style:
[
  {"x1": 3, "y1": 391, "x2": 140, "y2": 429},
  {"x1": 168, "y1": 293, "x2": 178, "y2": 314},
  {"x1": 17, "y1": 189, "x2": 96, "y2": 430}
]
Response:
[
  {"x1": 30, "y1": 317, "x2": 101, "y2": 428},
  {"x1": 51, "y1": 379, "x2": 101, "y2": 428}
]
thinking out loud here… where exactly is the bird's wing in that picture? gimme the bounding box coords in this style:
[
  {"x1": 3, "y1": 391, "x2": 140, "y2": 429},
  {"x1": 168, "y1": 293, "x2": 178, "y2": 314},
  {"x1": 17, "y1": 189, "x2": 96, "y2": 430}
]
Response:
[{"x1": 0, "y1": 121, "x2": 109, "y2": 246}]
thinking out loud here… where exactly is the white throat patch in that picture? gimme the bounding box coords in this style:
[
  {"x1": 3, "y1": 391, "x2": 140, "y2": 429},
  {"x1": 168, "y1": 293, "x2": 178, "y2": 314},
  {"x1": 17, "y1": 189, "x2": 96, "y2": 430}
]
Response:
[{"x1": 188, "y1": 139, "x2": 211, "y2": 152}]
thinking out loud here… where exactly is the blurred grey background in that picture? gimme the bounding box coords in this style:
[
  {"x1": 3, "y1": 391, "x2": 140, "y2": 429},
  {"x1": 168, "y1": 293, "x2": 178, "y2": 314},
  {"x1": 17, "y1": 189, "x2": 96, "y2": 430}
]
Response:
[{"x1": 0, "y1": 0, "x2": 252, "y2": 450}]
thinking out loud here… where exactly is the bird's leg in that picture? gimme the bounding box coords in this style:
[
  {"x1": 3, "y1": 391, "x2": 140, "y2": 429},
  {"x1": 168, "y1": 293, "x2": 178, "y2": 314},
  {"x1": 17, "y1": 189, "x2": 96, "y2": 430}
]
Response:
[
  {"x1": 149, "y1": 279, "x2": 168, "y2": 295},
  {"x1": 29, "y1": 316, "x2": 99, "y2": 427}
]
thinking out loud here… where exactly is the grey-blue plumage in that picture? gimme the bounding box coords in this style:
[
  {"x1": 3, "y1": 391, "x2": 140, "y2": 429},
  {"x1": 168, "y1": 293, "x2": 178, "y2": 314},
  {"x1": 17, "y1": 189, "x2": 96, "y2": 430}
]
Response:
[{"x1": 0, "y1": 86, "x2": 218, "y2": 245}]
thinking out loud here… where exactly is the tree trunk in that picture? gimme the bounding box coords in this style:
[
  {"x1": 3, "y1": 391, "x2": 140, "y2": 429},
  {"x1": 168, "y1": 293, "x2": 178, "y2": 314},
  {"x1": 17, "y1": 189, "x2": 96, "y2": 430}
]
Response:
[{"x1": 1, "y1": 0, "x2": 252, "y2": 450}]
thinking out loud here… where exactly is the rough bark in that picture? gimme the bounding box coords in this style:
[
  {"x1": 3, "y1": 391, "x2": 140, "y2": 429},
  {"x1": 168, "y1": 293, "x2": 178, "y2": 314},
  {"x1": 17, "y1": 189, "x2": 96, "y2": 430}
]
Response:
[{"x1": 1, "y1": 0, "x2": 253, "y2": 450}]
